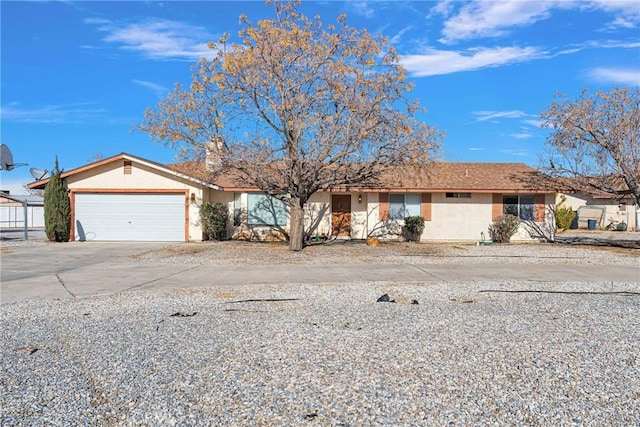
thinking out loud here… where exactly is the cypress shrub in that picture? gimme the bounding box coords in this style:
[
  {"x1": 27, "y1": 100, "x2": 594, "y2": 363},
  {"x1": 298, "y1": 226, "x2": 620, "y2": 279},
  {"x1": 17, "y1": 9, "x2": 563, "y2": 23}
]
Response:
[
  {"x1": 44, "y1": 157, "x2": 71, "y2": 242},
  {"x1": 403, "y1": 215, "x2": 425, "y2": 242},
  {"x1": 200, "y1": 202, "x2": 229, "y2": 240}
]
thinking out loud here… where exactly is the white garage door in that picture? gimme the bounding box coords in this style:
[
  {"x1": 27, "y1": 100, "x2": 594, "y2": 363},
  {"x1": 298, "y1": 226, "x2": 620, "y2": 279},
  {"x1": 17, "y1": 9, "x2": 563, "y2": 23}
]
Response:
[{"x1": 75, "y1": 193, "x2": 185, "y2": 241}]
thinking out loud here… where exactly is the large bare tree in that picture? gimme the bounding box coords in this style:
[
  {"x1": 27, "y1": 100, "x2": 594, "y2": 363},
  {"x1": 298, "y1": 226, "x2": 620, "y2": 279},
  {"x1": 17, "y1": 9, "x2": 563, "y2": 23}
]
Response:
[
  {"x1": 138, "y1": 1, "x2": 441, "y2": 250},
  {"x1": 539, "y1": 86, "x2": 640, "y2": 207}
]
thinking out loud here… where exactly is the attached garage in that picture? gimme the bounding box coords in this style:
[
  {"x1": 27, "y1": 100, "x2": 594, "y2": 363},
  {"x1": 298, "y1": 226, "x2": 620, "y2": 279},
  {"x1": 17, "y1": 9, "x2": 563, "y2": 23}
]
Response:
[
  {"x1": 73, "y1": 192, "x2": 187, "y2": 241},
  {"x1": 26, "y1": 153, "x2": 222, "y2": 242}
]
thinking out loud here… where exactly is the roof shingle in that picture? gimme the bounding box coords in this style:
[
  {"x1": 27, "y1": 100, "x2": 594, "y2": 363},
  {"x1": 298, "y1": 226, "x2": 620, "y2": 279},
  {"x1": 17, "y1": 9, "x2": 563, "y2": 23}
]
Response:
[{"x1": 168, "y1": 161, "x2": 550, "y2": 193}]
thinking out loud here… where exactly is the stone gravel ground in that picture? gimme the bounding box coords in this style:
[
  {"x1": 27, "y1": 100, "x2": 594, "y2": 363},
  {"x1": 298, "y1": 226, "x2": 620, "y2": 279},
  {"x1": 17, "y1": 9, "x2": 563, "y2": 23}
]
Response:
[
  {"x1": 1, "y1": 281, "x2": 639, "y2": 426},
  {"x1": 132, "y1": 239, "x2": 640, "y2": 266},
  {"x1": 1, "y1": 239, "x2": 639, "y2": 425}
]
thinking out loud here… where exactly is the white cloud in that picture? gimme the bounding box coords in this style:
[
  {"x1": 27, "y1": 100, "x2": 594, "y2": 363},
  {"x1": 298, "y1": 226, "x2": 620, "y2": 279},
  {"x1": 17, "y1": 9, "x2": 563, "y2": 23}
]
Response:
[
  {"x1": 472, "y1": 110, "x2": 529, "y2": 123},
  {"x1": 132, "y1": 80, "x2": 168, "y2": 99},
  {"x1": 585, "y1": 39, "x2": 640, "y2": 49},
  {"x1": 522, "y1": 119, "x2": 543, "y2": 127},
  {"x1": 499, "y1": 149, "x2": 530, "y2": 157},
  {"x1": 427, "y1": 0, "x2": 455, "y2": 19},
  {"x1": 389, "y1": 26, "x2": 414, "y2": 45},
  {"x1": 509, "y1": 132, "x2": 534, "y2": 139},
  {"x1": 439, "y1": 1, "x2": 563, "y2": 44},
  {"x1": 548, "y1": 39, "x2": 640, "y2": 59},
  {"x1": 401, "y1": 46, "x2": 544, "y2": 77},
  {"x1": 438, "y1": 0, "x2": 638, "y2": 44},
  {"x1": 588, "y1": 67, "x2": 640, "y2": 86},
  {"x1": 348, "y1": 1, "x2": 375, "y2": 19},
  {"x1": 583, "y1": 0, "x2": 640, "y2": 29},
  {"x1": 607, "y1": 16, "x2": 637, "y2": 29},
  {"x1": 0, "y1": 103, "x2": 106, "y2": 124},
  {"x1": 86, "y1": 18, "x2": 216, "y2": 61}
]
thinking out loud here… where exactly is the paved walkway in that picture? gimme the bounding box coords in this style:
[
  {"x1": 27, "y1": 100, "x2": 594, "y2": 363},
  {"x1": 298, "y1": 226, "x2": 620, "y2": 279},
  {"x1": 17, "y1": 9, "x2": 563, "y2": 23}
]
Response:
[{"x1": 1, "y1": 242, "x2": 638, "y2": 304}]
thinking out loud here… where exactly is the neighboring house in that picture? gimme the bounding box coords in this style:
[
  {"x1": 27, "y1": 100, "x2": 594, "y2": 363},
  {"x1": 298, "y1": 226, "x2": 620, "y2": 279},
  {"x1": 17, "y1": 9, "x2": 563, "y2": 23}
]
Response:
[
  {"x1": 0, "y1": 193, "x2": 44, "y2": 228},
  {"x1": 559, "y1": 192, "x2": 638, "y2": 231},
  {"x1": 27, "y1": 153, "x2": 556, "y2": 242}
]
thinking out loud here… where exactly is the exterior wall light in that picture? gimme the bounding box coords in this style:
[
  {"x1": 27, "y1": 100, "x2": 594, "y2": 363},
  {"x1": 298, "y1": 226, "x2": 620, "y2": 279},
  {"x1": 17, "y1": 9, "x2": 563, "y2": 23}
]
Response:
[{"x1": 358, "y1": 194, "x2": 363, "y2": 203}]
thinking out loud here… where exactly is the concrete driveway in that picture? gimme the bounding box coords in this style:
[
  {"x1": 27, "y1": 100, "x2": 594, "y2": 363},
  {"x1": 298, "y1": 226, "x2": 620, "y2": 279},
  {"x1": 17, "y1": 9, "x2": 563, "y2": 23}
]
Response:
[{"x1": 1, "y1": 241, "x2": 638, "y2": 304}]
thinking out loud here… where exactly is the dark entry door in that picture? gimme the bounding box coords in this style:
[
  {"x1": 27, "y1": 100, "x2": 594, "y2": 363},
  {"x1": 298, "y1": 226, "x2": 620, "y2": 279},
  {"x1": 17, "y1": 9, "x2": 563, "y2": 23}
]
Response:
[{"x1": 331, "y1": 195, "x2": 352, "y2": 237}]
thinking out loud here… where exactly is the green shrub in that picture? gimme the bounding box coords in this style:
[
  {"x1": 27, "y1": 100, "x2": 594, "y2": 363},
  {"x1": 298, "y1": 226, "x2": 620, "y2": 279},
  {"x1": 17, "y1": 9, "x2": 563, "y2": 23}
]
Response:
[
  {"x1": 200, "y1": 202, "x2": 229, "y2": 240},
  {"x1": 44, "y1": 157, "x2": 71, "y2": 242},
  {"x1": 555, "y1": 196, "x2": 576, "y2": 230},
  {"x1": 488, "y1": 214, "x2": 520, "y2": 243},
  {"x1": 403, "y1": 215, "x2": 425, "y2": 242}
]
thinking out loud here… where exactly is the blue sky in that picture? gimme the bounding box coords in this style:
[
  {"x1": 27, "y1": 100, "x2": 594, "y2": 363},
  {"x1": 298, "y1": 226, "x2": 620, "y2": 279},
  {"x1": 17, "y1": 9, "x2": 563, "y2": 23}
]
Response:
[{"x1": 1, "y1": 0, "x2": 639, "y2": 194}]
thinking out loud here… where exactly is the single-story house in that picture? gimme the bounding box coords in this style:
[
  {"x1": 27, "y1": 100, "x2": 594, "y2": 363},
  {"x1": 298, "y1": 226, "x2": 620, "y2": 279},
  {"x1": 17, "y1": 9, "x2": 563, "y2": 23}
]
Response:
[
  {"x1": 0, "y1": 193, "x2": 45, "y2": 228},
  {"x1": 558, "y1": 191, "x2": 638, "y2": 231},
  {"x1": 27, "y1": 153, "x2": 556, "y2": 242}
]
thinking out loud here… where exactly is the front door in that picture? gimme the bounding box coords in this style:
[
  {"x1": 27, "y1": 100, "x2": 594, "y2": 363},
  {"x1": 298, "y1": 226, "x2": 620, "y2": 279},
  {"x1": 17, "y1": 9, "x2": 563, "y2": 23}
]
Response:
[{"x1": 331, "y1": 195, "x2": 352, "y2": 237}]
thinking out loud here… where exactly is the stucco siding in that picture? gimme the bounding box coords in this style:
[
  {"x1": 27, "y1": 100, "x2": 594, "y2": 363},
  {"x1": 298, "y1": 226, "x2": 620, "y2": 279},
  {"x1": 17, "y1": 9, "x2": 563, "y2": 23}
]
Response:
[
  {"x1": 66, "y1": 160, "x2": 207, "y2": 241},
  {"x1": 203, "y1": 189, "x2": 558, "y2": 242},
  {"x1": 67, "y1": 161, "x2": 198, "y2": 190},
  {"x1": 305, "y1": 193, "x2": 331, "y2": 237},
  {"x1": 365, "y1": 192, "x2": 382, "y2": 237},
  {"x1": 350, "y1": 193, "x2": 368, "y2": 239},
  {"x1": 425, "y1": 193, "x2": 492, "y2": 241},
  {"x1": 364, "y1": 192, "x2": 556, "y2": 242}
]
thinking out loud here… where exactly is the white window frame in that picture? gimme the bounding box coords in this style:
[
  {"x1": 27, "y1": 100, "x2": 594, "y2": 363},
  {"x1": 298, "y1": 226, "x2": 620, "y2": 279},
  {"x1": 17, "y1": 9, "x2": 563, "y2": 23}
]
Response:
[
  {"x1": 389, "y1": 193, "x2": 421, "y2": 220},
  {"x1": 446, "y1": 192, "x2": 472, "y2": 199}
]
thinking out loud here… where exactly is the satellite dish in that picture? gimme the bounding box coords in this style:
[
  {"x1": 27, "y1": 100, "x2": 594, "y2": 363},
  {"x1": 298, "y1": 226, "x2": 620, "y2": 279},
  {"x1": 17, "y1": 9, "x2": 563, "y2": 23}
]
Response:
[
  {"x1": 30, "y1": 167, "x2": 50, "y2": 180},
  {"x1": 0, "y1": 144, "x2": 14, "y2": 171},
  {"x1": 0, "y1": 144, "x2": 27, "y2": 171}
]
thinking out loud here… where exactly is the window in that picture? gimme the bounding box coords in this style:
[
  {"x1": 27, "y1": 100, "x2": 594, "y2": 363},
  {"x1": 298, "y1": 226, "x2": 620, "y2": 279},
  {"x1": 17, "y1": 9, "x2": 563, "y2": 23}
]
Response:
[
  {"x1": 233, "y1": 193, "x2": 242, "y2": 226},
  {"x1": 389, "y1": 194, "x2": 421, "y2": 219},
  {"x1": 247, "y1": 193, "x2": 288, "y2": 226},
  {"x1": 446, "y1": 192, "x2": 471, "y2": 198},
  {"x1": 503, "y1": 194, "x2": 534, "y2": 220}
]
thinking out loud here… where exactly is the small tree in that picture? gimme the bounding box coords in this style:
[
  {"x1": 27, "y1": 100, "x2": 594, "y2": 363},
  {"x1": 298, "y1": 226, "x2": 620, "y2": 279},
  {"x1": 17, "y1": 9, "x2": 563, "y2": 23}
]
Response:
[
  {"x1": 44, "y1": 157, "x2": 71, "y2": 242},
  {"x1": 539, "y1": 87, "x2": 640, "y2": 206},
  {"x1": 488, "y1": 214, "x2": 520, "y2": 243},
  {"x1": 403, "y1": 216, "x2": 425, "y2": 242},
  {"x1": 200, "y1": 202, "x2": 229, "y2": 241}
]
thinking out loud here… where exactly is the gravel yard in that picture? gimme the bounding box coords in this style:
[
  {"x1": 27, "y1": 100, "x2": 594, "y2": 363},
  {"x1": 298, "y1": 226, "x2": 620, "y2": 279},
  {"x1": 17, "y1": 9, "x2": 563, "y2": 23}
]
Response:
[
  {"x1": 132, "y1": 239, "x2": 640, "y2": 266},
  {"x1": 1, "y1": 241, "x2": 639, "y2": 425},
  {"x1": 3, "y1": 238, "x2": 638, "y2": 268}
]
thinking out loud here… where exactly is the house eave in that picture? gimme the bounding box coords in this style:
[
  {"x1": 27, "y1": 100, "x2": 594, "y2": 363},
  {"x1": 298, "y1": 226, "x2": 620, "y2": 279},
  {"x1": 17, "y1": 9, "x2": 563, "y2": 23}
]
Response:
[{"x1": 26, "y1": 153, "x2": 221, "y2": 191}]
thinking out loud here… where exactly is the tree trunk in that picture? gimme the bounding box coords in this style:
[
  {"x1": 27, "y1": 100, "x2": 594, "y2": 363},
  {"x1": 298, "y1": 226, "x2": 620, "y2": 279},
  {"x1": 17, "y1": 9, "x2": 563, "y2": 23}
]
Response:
[{"x1": 289, "y1": 198, "x2": 305, "y2": 251}]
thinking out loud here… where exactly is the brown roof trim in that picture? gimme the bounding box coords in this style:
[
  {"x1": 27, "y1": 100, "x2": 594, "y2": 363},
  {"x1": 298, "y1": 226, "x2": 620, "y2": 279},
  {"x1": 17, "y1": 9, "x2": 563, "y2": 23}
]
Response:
[
  {"x1": 26, "y1": 153, "x2": 129, "y2": 189},
  {"x1": 26, "y1": 153, "x2": 220, "y2": 190}
]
